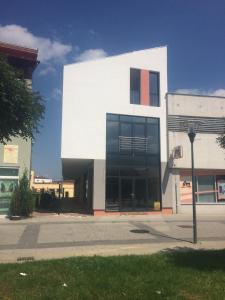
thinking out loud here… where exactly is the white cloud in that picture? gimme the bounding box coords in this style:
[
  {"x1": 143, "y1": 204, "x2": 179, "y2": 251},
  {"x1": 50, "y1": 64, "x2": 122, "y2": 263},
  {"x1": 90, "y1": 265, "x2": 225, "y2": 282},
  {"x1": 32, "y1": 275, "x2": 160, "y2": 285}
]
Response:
[
  {"x1": 38, "y1": 65, "x2": 56, "y2": 76},
  {"x1": 75, "y1": 48, "x2": 107, "y2": 62},
  {"x1": 0, "y1": 24, "x2": 72, "y2": 62},
  {"x1": 51, "y1": 88, "x2": 62, "y2": 101},
  {"x1": 175, "y1": 88, "x2": 225, "y2": 97}
]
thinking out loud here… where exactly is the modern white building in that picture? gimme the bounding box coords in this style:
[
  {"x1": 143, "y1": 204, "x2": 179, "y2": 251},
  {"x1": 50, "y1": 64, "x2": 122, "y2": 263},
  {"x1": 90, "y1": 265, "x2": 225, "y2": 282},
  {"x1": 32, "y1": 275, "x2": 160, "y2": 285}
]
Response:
[
  {"x1": 61, "y1": 46, "x2": 225, "y2": 215},
  {"x1": 61, "y1": 46, "x2": 171, "y2": 215}
]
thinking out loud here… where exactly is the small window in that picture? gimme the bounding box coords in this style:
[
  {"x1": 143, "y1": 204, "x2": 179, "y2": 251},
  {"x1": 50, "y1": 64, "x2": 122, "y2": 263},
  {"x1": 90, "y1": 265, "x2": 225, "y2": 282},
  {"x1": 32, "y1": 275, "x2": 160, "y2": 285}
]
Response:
[
  {"x1": 130, "y1": 68, "x2": 140, "y2": 104},
  {"x1": 150, "y1": 72, "x2": 160, "y2": 106},
  {"x1": 0, "y1": 168, "x2": 19, "y2": 177},
  {"x1": 130, "y1": 68, "x2": 160, "y2": 107}
]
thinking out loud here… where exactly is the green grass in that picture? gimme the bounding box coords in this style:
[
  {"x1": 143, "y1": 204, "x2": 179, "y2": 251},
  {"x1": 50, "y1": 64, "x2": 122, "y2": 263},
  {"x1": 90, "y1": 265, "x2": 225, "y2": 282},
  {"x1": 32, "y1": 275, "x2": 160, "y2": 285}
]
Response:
[{"x1": 0, "y1": 249, "x2": 225, "y2": 299}]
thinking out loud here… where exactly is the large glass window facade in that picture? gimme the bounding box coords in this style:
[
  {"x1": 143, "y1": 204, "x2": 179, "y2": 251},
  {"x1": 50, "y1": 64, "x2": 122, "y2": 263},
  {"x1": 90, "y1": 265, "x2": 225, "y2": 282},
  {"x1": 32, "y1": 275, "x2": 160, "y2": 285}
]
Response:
[{"x1": 106, "y1": 114, "x2": 161, "y2": 211}]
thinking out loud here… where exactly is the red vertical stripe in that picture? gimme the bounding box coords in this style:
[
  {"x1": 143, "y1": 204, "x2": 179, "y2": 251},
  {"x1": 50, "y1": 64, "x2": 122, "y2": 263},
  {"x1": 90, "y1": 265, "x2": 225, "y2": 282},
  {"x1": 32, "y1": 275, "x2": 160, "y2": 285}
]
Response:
[{"x1": 140, "y1": 70, "x2": 149, "y2": 106}]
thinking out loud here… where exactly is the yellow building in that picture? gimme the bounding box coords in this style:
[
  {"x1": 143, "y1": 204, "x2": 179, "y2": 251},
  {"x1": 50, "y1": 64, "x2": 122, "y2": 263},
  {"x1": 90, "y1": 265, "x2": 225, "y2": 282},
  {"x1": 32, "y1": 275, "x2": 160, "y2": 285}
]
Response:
[{"x1": 30, "y1": 171, "x2": 75, "y2": 198}]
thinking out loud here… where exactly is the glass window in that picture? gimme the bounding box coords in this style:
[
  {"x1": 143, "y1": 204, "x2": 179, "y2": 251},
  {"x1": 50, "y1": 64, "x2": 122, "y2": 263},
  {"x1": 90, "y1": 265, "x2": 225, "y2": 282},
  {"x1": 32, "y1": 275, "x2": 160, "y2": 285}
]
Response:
[
  {"x1": 134, "y1": 124, "x2": 145, "y2": 138},
  {"x1": 150, "y1": 72, "x2": 160, "y2": 107},
  {"x1": 130, "y1": 69, "x2": 140, "y2": 104},
  {"x1": 121, "y1": 123, "x2": 132, "y2": 137},
  {"x1": 0, "y1": 168, "x2": 19, "y2": 177},
  {"x1": 197, "y1": 176, "x2": 216, "y2": 203},
  {"x1": 107, "y1": 114, "x2": 119, "y2": 121},
  {"x1": 130, "y1": 69, "x2": 160, "y2": 107},
  {"x1": 106, "y1": 177, "x2": 119, "y2": 203},
  {"x1": 106, "y1": 121, "x2": 119, "y2": 153},
  {"x1": 106, "y1": 114, "x2": 161, "y2": 212}
]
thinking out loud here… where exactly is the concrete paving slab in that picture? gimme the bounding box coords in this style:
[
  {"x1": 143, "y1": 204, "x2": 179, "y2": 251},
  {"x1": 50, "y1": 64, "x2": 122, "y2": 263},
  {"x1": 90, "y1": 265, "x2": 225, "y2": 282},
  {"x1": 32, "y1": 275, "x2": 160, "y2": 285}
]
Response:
[
  {"x1": 38, "y1": 222, "x2": 156, "y2": 244},
  {"x1": 0, "y1": 225, "x2": 26, "y2": 245}
]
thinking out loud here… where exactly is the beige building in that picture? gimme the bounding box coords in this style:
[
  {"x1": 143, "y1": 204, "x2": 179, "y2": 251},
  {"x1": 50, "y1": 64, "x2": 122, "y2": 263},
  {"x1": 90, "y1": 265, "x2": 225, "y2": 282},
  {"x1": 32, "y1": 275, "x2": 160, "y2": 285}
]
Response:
[
  {"x1": 0, "y1": 42, "x2": 39, "y2": 214},
  {"x1": 167, "y1": 93, "x2": 225, "y2": 214}
]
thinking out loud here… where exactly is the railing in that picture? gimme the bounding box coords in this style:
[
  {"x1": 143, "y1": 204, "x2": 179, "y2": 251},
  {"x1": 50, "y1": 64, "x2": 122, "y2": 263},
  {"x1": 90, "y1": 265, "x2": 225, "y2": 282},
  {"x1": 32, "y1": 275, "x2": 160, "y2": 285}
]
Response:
[{"x1": 119, "y1": 136, "x2": 152, "y2": 152}]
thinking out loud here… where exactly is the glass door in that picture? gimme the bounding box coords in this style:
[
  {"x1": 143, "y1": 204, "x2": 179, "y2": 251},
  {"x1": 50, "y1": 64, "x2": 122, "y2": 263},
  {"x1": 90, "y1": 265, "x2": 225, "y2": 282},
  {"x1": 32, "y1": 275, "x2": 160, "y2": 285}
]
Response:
[
  {"x1": 0, "y1": 179, "x2": 18, "y2": 214},
  {"x1": 134, "y1": 178, "x2": 147, "y2": 209},
  {"x1": 121, "y1": 178, "x2": 133, "y2": 210}
]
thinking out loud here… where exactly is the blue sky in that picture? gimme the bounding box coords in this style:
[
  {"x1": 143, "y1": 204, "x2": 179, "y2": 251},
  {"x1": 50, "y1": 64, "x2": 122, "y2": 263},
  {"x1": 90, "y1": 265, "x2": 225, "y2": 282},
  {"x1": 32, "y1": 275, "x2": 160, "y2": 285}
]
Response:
[{"x1": 0, "y1": 0, "x2": 225, "y2": 179}]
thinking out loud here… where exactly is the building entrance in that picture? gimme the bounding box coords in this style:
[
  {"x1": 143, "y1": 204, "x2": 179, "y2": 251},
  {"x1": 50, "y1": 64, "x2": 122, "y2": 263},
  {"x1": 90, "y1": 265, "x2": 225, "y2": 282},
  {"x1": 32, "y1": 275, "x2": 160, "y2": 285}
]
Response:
[
  {"x1": 106, "y1": 112, "x2": 161, "y2": 212},
  {"x1": 121, "y1": 177, "x2": 148, "y2": 210}
]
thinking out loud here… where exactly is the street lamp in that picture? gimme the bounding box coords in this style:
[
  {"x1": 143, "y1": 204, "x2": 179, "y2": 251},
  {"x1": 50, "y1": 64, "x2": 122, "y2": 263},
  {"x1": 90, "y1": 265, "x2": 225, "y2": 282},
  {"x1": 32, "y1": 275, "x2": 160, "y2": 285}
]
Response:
[{"x1": 181, "y1": 120, "x2": 202, "y2": 244}]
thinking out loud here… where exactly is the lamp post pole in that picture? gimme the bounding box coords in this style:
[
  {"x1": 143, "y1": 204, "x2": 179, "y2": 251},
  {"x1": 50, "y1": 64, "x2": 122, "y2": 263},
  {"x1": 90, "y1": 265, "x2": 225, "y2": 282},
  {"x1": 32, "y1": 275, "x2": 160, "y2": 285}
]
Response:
[{"x1": 188, "y1": 129, "x2": 197, "y2": 244}]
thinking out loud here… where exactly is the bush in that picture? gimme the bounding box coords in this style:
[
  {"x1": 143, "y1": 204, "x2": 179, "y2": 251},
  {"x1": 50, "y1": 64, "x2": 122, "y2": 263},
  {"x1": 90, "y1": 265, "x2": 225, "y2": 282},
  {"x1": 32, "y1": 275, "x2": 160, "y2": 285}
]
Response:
[{"x1": 10, "y1": 170, "x2": 34, "y2": 217}]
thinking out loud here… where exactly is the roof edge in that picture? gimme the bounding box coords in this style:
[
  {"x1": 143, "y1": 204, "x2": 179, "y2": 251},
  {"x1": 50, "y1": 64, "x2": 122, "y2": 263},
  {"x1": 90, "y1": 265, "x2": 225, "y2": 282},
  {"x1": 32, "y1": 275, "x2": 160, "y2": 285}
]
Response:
[
  {"x1": 167, "y1": 92, "x2": 225, "y2": 99},
  {"x1": 65, "y1": 45, "x2": 167, "y2": 67}
]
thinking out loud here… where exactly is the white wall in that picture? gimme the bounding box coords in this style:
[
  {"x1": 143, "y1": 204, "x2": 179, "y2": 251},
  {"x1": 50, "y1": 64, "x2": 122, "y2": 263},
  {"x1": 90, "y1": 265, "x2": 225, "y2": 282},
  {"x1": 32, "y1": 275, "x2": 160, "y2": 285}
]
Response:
[
  {"x1": 61, "y1": 47, "x2": 168, "y2": 163},
  {"x1": 168, "y1": 93, "x2": 225, "y2": 170}
]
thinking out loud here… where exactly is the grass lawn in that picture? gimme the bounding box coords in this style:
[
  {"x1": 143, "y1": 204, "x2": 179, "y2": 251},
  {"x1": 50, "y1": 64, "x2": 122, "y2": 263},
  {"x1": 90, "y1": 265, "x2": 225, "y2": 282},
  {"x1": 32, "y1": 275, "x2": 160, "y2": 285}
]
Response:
[{"x1": 0, "y1": 249, "x2": 225, "y2": 299}]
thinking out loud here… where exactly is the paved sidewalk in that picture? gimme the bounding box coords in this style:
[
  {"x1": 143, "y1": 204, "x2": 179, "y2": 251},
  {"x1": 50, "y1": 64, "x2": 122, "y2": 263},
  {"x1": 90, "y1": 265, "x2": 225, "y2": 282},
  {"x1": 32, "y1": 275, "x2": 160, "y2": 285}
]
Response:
[{"x1": 0, "y1": 213, "x2": 225, "y2": 263}]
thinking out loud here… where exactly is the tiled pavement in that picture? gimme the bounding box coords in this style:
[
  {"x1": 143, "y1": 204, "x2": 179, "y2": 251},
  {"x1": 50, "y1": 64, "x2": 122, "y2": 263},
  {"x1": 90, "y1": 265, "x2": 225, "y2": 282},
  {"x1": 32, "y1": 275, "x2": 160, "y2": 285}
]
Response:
[{"x1": 0, "y1": 213, "x2": 225, "y2": 262}]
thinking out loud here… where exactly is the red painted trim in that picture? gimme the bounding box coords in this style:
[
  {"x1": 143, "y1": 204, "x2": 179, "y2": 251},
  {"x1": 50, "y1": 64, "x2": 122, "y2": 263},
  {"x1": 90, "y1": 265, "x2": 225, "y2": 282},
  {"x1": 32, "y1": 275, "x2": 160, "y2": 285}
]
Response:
[
  {"x1": 93, "y1": 208, "x2": 173, "y2": 216},
  {"x1": 140, "y1": 70, "x2": 149, "y2": 106},
  {"x1": 0, "y1": 41, "x2": 38, "y2": 62}
]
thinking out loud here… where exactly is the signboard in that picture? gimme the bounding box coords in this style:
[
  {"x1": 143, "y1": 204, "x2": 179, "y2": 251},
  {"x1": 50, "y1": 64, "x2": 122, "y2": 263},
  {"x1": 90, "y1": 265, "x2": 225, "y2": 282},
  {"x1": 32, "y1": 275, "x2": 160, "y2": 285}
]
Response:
[
  {"x1": 173, "y1": 145, "x2": 183, "y2": 159},
  {"x1": 3, "y1": 145, "x2": 18, "y2": 164},
  {"x1": 217, "y1": 180, "x2": 225, "y2": 200}
]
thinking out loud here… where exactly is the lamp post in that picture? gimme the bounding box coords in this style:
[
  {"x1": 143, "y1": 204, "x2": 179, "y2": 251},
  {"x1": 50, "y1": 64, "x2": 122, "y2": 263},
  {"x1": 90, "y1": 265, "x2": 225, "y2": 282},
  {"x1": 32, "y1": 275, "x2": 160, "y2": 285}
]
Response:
[
  {"x1": 187, "y1": 124, "x2": 197, "y2": 244},
  {"x1": 181, "y1": 120, "x2": 201, "y2": 244}
]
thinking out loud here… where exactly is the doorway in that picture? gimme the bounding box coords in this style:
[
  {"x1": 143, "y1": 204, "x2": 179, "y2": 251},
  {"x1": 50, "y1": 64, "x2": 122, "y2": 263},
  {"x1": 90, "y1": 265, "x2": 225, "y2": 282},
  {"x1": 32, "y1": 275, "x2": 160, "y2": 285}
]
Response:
[{"x1": 120, "y1": 177, "x2": 149, "y2": 210}]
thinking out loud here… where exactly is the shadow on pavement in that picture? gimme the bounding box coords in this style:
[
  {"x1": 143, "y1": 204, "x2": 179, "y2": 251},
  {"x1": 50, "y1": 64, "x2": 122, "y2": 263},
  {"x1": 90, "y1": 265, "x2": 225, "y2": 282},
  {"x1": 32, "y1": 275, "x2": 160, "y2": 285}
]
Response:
[
  {"x1": 162, "y1": 247, "x2": 225, "y2": 271},
  {"x1": 130, "y1": 221, "x2": 192, "y2": 244}
]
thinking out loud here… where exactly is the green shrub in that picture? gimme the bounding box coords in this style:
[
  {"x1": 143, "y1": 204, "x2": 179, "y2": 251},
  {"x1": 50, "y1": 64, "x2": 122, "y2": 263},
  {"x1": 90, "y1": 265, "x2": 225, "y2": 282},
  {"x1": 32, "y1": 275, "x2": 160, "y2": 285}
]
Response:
[{"x1": 10, "y1": 170, "x2": 34, "y2": 217}]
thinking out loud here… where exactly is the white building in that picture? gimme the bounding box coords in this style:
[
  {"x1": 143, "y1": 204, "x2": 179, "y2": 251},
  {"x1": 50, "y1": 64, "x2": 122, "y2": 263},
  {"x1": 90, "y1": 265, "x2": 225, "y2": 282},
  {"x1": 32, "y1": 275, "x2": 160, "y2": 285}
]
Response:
[
  {"x1": 61, "y1": 47, "x2": 171, "y2": 215},
  {"x1": 61, "y1": 46, "x2": 225, "y2": 215}
]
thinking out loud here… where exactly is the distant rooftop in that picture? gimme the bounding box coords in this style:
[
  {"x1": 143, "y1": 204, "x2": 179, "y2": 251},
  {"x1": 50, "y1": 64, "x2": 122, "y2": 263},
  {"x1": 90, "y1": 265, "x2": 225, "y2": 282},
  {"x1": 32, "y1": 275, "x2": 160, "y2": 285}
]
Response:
[{"x1": 0, "y1": 41, "x2": 39, "y2": 77}]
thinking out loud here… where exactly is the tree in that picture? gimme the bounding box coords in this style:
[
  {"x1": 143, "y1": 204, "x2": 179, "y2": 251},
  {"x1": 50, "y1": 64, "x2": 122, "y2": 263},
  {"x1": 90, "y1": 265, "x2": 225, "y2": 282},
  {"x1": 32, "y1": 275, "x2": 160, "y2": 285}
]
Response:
[
  {"x1": 0, "y1": 54, "x2": 45, "y2": 144},
  {"x1": 10, "y1": 170, "x2": 34, "y2": 217},
  {"x1": 217, "y1": 128, "x2": 225, "y2": 149}
]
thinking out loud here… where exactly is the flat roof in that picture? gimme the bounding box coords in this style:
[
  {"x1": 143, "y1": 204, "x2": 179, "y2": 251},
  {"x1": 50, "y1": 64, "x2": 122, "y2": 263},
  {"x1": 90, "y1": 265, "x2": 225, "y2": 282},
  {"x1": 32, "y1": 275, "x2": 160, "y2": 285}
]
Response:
[
  {"x1": 167, "y1": 92, "x2": 225, "y2": 99},
  {"x1": 0, "y1": 41, "x2": 38, "y2": 62}
]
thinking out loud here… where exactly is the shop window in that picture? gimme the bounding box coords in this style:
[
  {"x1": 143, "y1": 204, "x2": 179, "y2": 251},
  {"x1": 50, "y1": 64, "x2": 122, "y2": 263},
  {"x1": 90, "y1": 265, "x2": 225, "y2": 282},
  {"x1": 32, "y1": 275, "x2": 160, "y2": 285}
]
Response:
[
  {"x1": 130, "y1": 68, "x2": 160, "y2": 107},
  {"x1": 197, "y1": 176, "x2": 216, "y2": 203}
]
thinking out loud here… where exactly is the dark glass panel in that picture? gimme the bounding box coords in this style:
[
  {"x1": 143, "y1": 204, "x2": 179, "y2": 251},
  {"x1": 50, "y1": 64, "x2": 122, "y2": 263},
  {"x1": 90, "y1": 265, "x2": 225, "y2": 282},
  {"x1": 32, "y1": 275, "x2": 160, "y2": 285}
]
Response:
[
  {"x1": 132, "y1": 116, "x2": 146, "y2": 123},
  {"x1": 121, "y1": 178, "x2": 133, "y2": 208},
  {"x1": 147, "y1": 118, "x2": 159, "y2": 125},
  {"x1": 121, "y1": 123, "x2": 132, "y2": 137},
  {"x1": 106, "y1": 167, "x2": 119, "y2": 177},
  {"x1": 0, "y1": 168, "x2": 19, "y2": 176},
  {"x1": 148, "y1": 176, "x2": 161, "y2": 208},
  {"x1": 130, "y1": 68, "x2": 140, "y2": 104},
  {"x1": 132, "y1": 155, "x2": 146, "y2": 166},
  {"x1": 150, "y1": 72, "x2": 159, "y2": 94},
  {"x1": 107, "y1": 114, "x2": 119, "y2": 121},
  {"x1": 134, "y1": 124, "x2": 145, "y2": 138},
  {"x1": 120, "y1": 167, "x2": 137, "y2": 176},
  {"x1": 150, "y1": 72, "x2": 160, "y2": 107},
  {"x1": 135, "y1": 178, "x2": 147, "y2": 207},
  {"x1": 147, "y1": 124, "x2": 159, "y2": 154},
  {"x1": 151, "y1": 94, "x2": 160, "y2": 107},
  {"x1": 106, "y1": 121, "x2": 119, "y2": 152},
  {"x1": 120, "y1": 115, "x2": 133, "y2": 122},
  {"x1": 106, "y1": 177, "x2": 119, "y2": 203}
]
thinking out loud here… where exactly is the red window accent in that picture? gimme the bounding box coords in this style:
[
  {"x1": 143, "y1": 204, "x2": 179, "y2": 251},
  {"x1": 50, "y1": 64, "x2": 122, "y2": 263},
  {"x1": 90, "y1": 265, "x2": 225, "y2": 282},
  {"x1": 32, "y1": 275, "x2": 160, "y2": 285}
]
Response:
[{"x1": 140, "y1": 70, "x2": 150, "y2": 106}]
